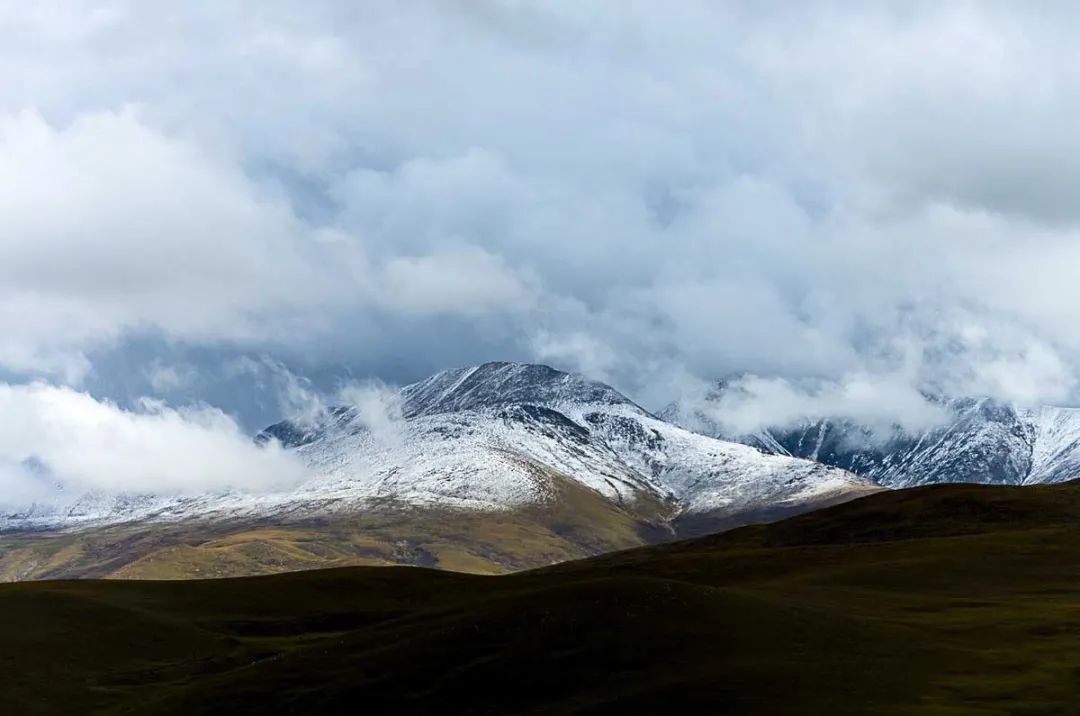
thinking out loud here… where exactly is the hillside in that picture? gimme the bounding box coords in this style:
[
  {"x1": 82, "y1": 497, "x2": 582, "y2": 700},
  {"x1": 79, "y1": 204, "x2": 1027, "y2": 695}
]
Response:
[
  {"x1": 0, "y1": 473, "x2": 669, "y2": 580},
  {"x1": 6, "y1": 480, "x2": 1080, "y2": 714}
]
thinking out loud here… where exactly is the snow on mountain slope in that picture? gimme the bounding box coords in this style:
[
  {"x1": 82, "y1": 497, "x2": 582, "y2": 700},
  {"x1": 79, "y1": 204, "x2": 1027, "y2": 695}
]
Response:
[
  {"x1": 1, "y1": 363, "x2": 872, "y2": 532},
  {"x1": 271, "y1": 402, "x2": 664, "y2": 512},
  {"x1": 665, "y1": 385, "x2": 1080, "y2": 488},
  {"x1": 1024, "y1": 406, "x2": 1080, "y2": 484},
  {"x1": 399, "y1": 362, "x2": 630, "y2": 417},
  {"x1": 579, "y1": 408, "x2": 870, "y2": 515},
  {"x1": 269, "y1": 362, "x2": 872, "y2": 518}
]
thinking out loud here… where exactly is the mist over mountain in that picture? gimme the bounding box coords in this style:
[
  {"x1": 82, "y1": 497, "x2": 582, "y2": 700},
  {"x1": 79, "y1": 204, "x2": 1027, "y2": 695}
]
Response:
[{"x1": 663, "y1": 382, "x2": 1080, "y2": 489}]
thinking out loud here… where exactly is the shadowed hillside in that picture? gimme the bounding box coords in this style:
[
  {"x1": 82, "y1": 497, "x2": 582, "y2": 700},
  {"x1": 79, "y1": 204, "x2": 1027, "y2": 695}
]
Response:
[{"x1": 6, "y1": 481, "x2": 1080, "y2": 714}]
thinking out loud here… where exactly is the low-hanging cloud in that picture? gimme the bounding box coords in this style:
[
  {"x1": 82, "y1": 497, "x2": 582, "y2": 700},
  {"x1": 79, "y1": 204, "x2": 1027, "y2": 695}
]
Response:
[
  {"x1": 232, "y1": 358, "x2": 406, "y2": 447},
  {"x1": 680, "y1": 373, "x2": 949, "y2": 437},
  {"x1": 0, "y1": 382, "x2": 309, "y2": 504},
  {"x1": 336, "y1": 381, "x2": 406, "y2": 449}
]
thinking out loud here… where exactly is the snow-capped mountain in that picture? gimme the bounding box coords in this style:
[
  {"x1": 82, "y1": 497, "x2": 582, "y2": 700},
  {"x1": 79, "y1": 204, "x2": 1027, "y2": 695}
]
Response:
[
  {"x1": 1, "y1": 363, "x2": 873, "y2": 534},
  {"x1": 260, "y1": 363, "x2": 873, "y2": 526},
  {"x1": 662, "y1": 388, "x2": 1080, "y2": 488}
]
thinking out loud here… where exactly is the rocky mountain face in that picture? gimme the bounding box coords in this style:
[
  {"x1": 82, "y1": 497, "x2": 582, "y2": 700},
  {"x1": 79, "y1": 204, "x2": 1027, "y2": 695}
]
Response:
[
  {"x1": 256, "y1": 362, "x2": 874, "y2": 530},
  {"x1": 0, "y1": 363, "x2": 875, "y2": 578},
  {"x1": 661, "y1": 388, "x2": 1080, "y2": 489}
]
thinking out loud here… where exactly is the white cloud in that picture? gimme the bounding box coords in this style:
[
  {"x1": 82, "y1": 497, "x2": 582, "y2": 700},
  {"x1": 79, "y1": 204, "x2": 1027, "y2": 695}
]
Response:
[
  {"x1": 4, "y1": 1, "x2": 1080, "y2": 433},
  {"x1": 531, "y1": 330, "x2": 618, "y2": 383},
  {"x1": 694, "y1": 373, "x2": 948, "y2": 436},
  {"x1": 227, "y1": 358, "x2": 407, "y2": 447},
  {"x1": 0, "y1": 382, "x2": 308, "y2": 501},
  {"x1": 380, "y1": 248, "x2": 537, "y2": 316},
  {"x1": 0, "y1": 108, "x2": 335, "y2": 377},
  {"x1": 0, "y1": 108, "x2": 535, "y2": 382},
  {"x1": 336, "y1": 381, "x2": 405, "y2": 449},
  {"x1": 226, "y1": 357, "x2": 328, "y2": 429}
]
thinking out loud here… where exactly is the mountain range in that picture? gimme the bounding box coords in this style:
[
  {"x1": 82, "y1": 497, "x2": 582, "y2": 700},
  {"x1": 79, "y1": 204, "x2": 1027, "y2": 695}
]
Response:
[
  {"x1": 0, "y1": 362, "x2": 873, "y2": 579},
  {"x1": 259, "y1": 362, "x2": 873, "y2": 530},
  {"x1": 7, "y1": 361, "x2": 1080, "y2": 581},
  {"x1": 661, "y1": 385, "x2": 1080, "y2": 488}
]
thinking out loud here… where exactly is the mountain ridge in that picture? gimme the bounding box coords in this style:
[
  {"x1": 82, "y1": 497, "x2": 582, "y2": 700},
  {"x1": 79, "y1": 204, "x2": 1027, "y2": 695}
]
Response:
[
  {"x1": 662, "y1": 386, "x2": 1080, "y2": 488},
  {"x1": 256, "y1": 360, "x2": 872, "y2": 524},
  {"x1": 0, "y1": 362, "x2": 873, "y2": 579}
]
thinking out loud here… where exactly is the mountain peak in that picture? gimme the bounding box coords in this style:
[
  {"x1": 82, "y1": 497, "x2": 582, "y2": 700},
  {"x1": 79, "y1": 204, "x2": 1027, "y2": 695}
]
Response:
[{"x1": 399, "y1": 361, "x2": 633, "y2": 418}]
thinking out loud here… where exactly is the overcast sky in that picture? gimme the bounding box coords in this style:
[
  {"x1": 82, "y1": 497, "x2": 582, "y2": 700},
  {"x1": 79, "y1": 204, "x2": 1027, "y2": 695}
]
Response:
[{"x1": 5, "y1": 0, "x2": 1080, "y2": 475}]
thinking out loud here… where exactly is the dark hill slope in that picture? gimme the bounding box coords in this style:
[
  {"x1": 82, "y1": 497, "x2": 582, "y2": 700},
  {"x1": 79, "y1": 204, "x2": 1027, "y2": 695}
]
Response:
[{"x1": 6, "y1": 481, "x2": 1080, "y2": 714}]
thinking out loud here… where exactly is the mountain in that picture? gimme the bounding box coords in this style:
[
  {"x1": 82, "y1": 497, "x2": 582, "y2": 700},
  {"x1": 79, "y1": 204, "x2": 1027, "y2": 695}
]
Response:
[
  {"x1": 9, "y1": 480, "x2": 1080, "y2": 714},
  {"x1": 258, "y1": 362, "x2": 872, "y2": 527},
  {"x1": 662, "y1": 387, "x2": 1080, "y2": 488},
  {"x1": 0, "y1": 362, "x2": 873, "y2": 579}
]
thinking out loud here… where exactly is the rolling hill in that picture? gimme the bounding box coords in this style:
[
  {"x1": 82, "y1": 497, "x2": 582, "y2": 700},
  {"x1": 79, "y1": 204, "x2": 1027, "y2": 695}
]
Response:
[{"x1": 6, "y1": 480, "x2": 1080, "y2": 714}]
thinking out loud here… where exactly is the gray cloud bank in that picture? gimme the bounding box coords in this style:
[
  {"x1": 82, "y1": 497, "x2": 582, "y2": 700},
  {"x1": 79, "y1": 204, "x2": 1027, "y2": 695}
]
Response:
[{"x1": 3, "y1": 1, "x2": 1080, "y2": 477}]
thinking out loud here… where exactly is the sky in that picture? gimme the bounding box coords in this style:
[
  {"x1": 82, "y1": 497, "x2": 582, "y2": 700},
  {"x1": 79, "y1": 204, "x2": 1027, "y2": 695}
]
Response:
[{"x1": 5, "y1": 1, "x2": 1080, "y2": 494}]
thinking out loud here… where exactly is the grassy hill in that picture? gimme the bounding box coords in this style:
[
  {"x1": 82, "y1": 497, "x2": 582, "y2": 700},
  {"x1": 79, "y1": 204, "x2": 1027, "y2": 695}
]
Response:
[{"x1": 6, "y1": 481, "x2": 1080, "y2": 713}]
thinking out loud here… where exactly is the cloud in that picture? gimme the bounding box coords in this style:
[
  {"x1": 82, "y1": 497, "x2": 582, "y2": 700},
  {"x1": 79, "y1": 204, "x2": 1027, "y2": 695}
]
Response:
[
  {"x1": 5, "y1": 1, "x2": 1080, "y2": 434},
  {"x1": 741, "y1": 2, "x2": 1080, "y2": 224},
  {"x1": 0, "y1": 382, "x2": 308, "y2": 503},
  {"x1": 686, "y1": 373, "x2": 948, "y2": 436},
  {"x1": 235, "y1": 357, "x2": 406, "y2": 447},
  {"x1": 224, "y1": 359, "x2": 408, "y2": 451},
  {"x1": 144, "y1": 360, "x2": 196, "y2": 393},
  {"x1": 379, "y1": 248, "x2": 537, "y2": 316},
  {"x1": 531, "y1": 330, "x2": 618, "y2": 384},
  {"x1": 226, "y1": 357, "x2": 329, "y2": 429},
  {"x1": 336, "y1": 381, "x2": 405, "y2": 449},
  {"x1": 0, "y1": 107, "x2": 533, "y2": 383},
  {"x1": 0, "y1": 108, "x2": 335, "y2": 378}
]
